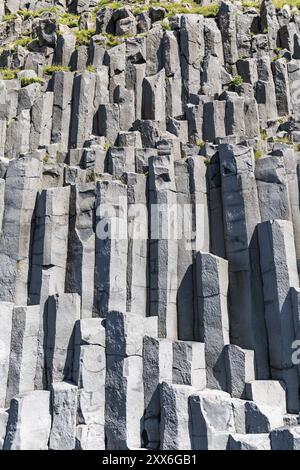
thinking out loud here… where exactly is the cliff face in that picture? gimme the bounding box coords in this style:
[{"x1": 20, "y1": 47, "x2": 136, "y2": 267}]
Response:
[{"x1": 0, "y1": 0, "x2": 300, "y2": 450}]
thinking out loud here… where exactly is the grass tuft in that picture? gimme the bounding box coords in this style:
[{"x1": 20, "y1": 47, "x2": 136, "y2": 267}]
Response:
[
  {"x1": 20, "y1": 76, "x2": 44, "y2": 87},
  {"x1": 43, "y1": 65, "x2": 70, "y2": 75}
]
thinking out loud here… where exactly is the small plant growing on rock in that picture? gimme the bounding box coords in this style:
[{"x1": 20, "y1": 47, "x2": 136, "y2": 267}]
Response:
[
  {"x1": 254, "y1": 149, "x2": 263, "y2": 160},
  {"x1": 196, "y1": 139, "x2": 206, "y2": 149},
  {"x1": 75, "y1": 29, "x2": 96, "y2": 46},
  {"x1": 13, "y1": 37, "x2": 32, "y2": 48},
  {"x1": 230, "y1": 75, "x2": 244, "y2": 87},
  {"x1": 86, "y1": 65, "x2": 97, "y2": 73},
  {"x1": 59, "y1": 13, "x2": 80, "y2": 28},
  {"x1": 0, "y1": 69, "x2": 18, "y2": 80},
  {"x1": 274, "y1": 136, "x2": 292, "y2": 144},
  {"x1": 3, "y1": 13, "x2": 17, "y2": 21},
  {"x1": 260, "y1": 129, "x2": 268, "y2": 141},
  {"x1": 43, "y1": 65, "x2": 70, "y2": 75},
  {"x1": 161, "y1": 19, "x2": 171, "y2": 31},
  {"x1": 20, "y1": 76, "x2": 44, "y2": 87}
]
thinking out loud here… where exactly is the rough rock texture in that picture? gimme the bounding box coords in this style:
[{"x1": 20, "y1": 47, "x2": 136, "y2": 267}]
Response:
[{"x1": 1, "y1": 0, "x2": 300, "y2": 450}]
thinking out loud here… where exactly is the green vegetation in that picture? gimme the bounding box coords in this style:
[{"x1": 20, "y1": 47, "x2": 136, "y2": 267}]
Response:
[
  {"x1": 0, "y1": 69, "x2": 18, "y2": 80},
  {"x1": 74, "y1": 29, "x2": 96, "y2": 46},
  {"x1": 3, "y1": 13, "x2": 17, "y2": 21},
  {"x1": 86, "y1": 65, "x2": 97, "y2": 72},
  {"x1": 94, "y1": 32, "x2": 143, "y2": 48},
  {"x1": 254, "y1": 149, "x2": 263, "y2": 160},
  {"x1": 104, "y1": 141, "x2": 111, "y2": 151},
  {"x1": 273, "y1": 0, "x2": 300, "y2": 9},
  {"x1": 196, "y1": 139, "x2": 206, "y2": 149},
  {"x1": 95, "y1": 0, "x2": 120, "y2": 10},
  {"x1": 17, "y1": 7, "x2": 60, "y2": 19},
  {"x1": 43, "y1": 154, "x2": 50, "y2": 163},
  {"x1": 230, "y1": 75, "x2": 244, "y2": 87},
  {"x1": 43, "y1": 65, "x2": 70, "y2": 75},
  {"x1": 119, "y1": 175, "x2": 127, "y2": 185},
  {"x1": 13, "y1": 37, "x2": 32, "y2": 48},
  {"x1": 20, "y1": 76, "x2": 44, "y2": 87},
  {"x1": 274, "y1": 136, "x2": 292, "y2": 144},
  {"x1": 150, "y1": 1, "x2": 219, "y2": 17},
  {"x1": 59, "y1": 13, "x2": 80, "y2": 28},
  {"x1": 260, "y1": 129, "x2": 268, "y2": 141},
  {"x1": 161, "y1": 20, "x2": 171, "y2": 31},
  {"x1": 94, "y1": 0, "x2": 219, "y2": 17},
  {"x1": 204, "y1": 158, "x2": 211, "y2": 167}
]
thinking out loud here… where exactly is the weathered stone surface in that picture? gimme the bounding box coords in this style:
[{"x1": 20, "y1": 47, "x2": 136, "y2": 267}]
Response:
[
  {"x1": 229, "y1": 433, "x2": 271, "y2": 450},
  {"x1": 0, "y1": 302, "x2": 13, "y2": 408},
  {"x1": 0, "y1": 410, "x2": 8, "y2": 450},
  {"x1": 189, "y1": 390, "x2": 235, "y2": 450},
  {"x1": 1, "y1": 0, "x2": 300, "y2": 451},
  {"x1": 245, "y1": 380, "x2": 287, "y2": 414},
  {"x1": 73, "y1": 318, "x2": 105, "y2": 448},
  {"x1": 4, "y1": 391, "x2": 51, "y2": 450},
  {"x1": 258, "y1": 220, "x2": 299, "y2": 412},
  {"x1": 148, "y1": 154, "x2": 178, "y2": 340},
  {"x1": 160, "y1": 383, "x2": 194, "y2": 450},
  {"x1": 225, "y1": 345, "x2": 255, "y2": 398},
  {"x1": 6, "y1": 305, "x2": 40, "y2": 405},
  {"x1": 49, "y1": 381, "x2": 78, "y2": 451},
  {"x1": 270, "y1": 427, "x2": 300, "y2": 450},
  {"x1": 143, "y1": 336, "x2": 173, "y2": 449},
  {"x1": 195, "y1": 252, "x2": 229, "y2": 390},
  {"x1": 105, "y1": 311, "x2": 144, "y2": 450},
  {"x1": 45, "y1": 293, "x2": 81, "y2": 386},
  {"x1": 94, "y1": 180, "x2": 127, "y2": 317}
]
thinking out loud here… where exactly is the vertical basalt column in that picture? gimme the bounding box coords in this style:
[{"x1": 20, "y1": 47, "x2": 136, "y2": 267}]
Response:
[
  {"x1": 45, "y1": 293, "x2": 80, "y2": 387},
  {"x1": 6, "y1": 305, "x2": 40, "y2": 405},
  {"x1": 0, "y1": 157, "x2": 42, "y2": 304},
  {"x1": 195, "y1": 252, "x2": 229, "y2": 391},
  {"x1": 258, "y1": 219, "x2": 300, "y2": 412},
  {"x1": 31, "y1": 186, "x2": 70, "y2": 389},
  {"x1": 180, "y1": 14, "x2": 204, "y2": 105},
  {"x1": 219, "y1": 143, "x2": 269, "y2": 379},
  {"x1": 65, "y1": 183, "x2": 96, "y2": 319},
  {"x1": 148, "y1": 154, "x2": 178, "y2": 340},
  {"x1": 94, "y1": 180, "x2": 127, "y2": 317},
  {"x1": 126, "y1": 172, "x2": 148, "y2": 316},
  {"x1": 105, "y1": 311, "x2": 145, "y2": 450},
  {"x1": 51, "y1": 71, "x2": 74, "y2": 152},
  {"x1": 0, "y1": 302, "x2": 13, "y2": 408},
  {"x1": 73, "y1": 318, "x2": 106, "y2": 450},
  {"x1": 143, "y1": 336, "x2": 173, "y2": 449}
]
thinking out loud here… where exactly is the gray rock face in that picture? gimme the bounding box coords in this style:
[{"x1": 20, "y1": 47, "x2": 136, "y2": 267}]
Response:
[
  {"x1": 49, "y1": 381, "x2": 78, "y2": 450},
  {"x1": 1, "y1": 0, "x2": 300, "y2": 451},
  {"x1": 4, "y1": 391, "x2": 51, "y2": 450},
  {"x1": 189, "y1": 389, "x2": 235, "y2": 450}
]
